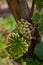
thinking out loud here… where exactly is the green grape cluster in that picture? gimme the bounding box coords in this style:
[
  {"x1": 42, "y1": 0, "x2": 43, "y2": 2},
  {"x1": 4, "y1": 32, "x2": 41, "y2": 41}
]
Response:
[
  {"x1": 16, "y1": 19, "x2": 34, "y2": 41},
  {"x1": 5, "y1": 19, "x2": 34, "y2": 60},
  {"x1": 6, "y1": 33, "x2": 30, "y2": 60}
]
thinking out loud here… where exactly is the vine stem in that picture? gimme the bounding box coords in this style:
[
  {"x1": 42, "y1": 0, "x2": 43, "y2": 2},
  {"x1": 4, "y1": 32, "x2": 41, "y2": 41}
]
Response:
[{"x1": 29, "y1": 0, "x2": 35, "y2": 20}]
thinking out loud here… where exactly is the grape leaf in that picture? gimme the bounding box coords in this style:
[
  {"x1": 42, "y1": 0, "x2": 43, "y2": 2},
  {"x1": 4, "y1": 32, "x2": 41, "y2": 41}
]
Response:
[
  {"x1": 35, "y1": 0, "x2": 43, "y2": 11},
  {"x1": 32, "y1": 12, "x2": 42, "y2": 23},
  {"x1": 25, "y1": 58, "x2": 34, "y2": 65},
  {"x1": 34, "y1": 42, "x2": 43, "y2": 60},
  {"x1": 36, "y1": 4, "x2": 42, "y2": 11},
  {"x1": 24, "y1": 58, "x2": 39, "y2": 65},
  {"x1": 38, "y1": 21, "x2": 43, "y2": 35}
]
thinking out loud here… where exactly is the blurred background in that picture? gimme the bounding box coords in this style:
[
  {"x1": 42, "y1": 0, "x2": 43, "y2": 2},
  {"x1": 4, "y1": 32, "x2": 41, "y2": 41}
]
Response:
[{"x1": 0, "y1": 0, "x2": 16, "y2": 65}]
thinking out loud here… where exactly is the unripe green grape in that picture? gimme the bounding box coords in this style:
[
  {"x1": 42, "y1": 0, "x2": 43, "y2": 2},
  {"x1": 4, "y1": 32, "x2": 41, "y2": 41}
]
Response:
[
  {"x1": 20, "y1": 19, "x2": 25, "y2": 24},
  {"x1": 16, "y1": 19, "x2": 33, "y2": 41}
]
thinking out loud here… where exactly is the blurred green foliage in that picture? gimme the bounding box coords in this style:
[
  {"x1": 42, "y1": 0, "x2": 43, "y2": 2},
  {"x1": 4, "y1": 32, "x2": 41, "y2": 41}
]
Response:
[
  {"x1": 0, "y1": 16, "x2": 16, "y2": 65},
  {"x1": 35, "y1": 0, "x2": 43, "y2": 11}
]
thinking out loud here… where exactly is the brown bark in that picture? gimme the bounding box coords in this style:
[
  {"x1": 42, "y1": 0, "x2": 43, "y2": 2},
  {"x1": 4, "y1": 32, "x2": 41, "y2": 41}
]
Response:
[{"x1": 7, "y1": 0, "x2": 30, "y2": 21}]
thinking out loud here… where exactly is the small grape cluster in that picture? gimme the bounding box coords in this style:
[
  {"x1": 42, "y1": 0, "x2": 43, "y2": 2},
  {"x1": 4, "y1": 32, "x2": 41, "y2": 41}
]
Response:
[
  {"x1": 16, "y1": 19, "x2": 34, "y2": 41},
  {"x1": 6, "y1": 19, "x2": 35, "y2": 60},
  {"x1": 6, "y1": 33, "x2": 30, "y2": 59}
]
